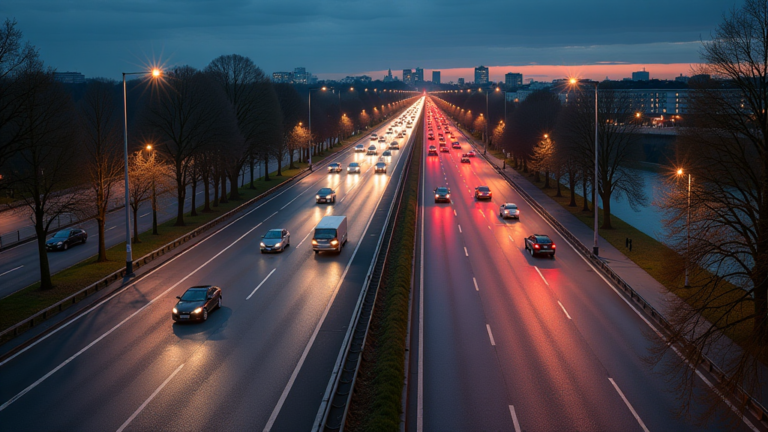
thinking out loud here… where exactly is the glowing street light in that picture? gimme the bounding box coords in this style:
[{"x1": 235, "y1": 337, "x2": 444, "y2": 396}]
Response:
[{"x1": 677, "y1": 168, "x2": 692, "y2": 287}]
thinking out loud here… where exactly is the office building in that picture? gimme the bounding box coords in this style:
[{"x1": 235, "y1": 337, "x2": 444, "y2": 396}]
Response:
[
  {"x1": 505, "y1": 72, "x2": 523, "y2": 88},
  {"x1": 294, "y1": 67, "x2": 309, "y2": 84},
  {"x1": 632, "y1": 69, "x2": 650, "y2": 81},
  {"x1": 474, "y1": 65, "x2": 489, "y2": 85},
  {"x1": 458, "y1": 78, "x2": 465, "y2": 86},
  {"x1": 432, "y1": 71, "x2": 441, "y2": 84},
  {"x1": 272, "y1": 72, "x2": 293, "y2": 83},
  {"x1": 53, "y1": 72, "x2": 85, "y2": 84},
  {"x1": 384, "y1": 68, "x2": 394, "y2": 82},
  {"x1": 414, "y1": 67, "x2": 424, "y2": 83},
  {"x1": 403, "y1": 69, "x2": 414, "y2": 85}
]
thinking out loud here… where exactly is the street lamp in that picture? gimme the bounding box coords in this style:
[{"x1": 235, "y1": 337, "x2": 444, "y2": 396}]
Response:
[
  {"x1": 677, "y1": 168, "x2": 691, "y2": 287},
  {"x1": 122, "y1": 67, "x2": 162, "y2": 277},
  {"x1": 568, "y1": 77, "x2": 601, "y2": 256}
]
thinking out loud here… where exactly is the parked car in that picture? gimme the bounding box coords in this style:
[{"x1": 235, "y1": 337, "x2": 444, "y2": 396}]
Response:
[
  {"x1": 525, "y1": 234, "x2": 556, "y2": 258},
  {"x1": 46, "y1": 228, "x2": 87, "y2": 251},
  {"x1": 260, "y1": 229, "x2": 290, "y2": 253},
  {"x1": 316, "y1": 187, "x2": 337, "y2": 203},
  {"x1": 172, "y1": 286, "x2": 222, "y2": 322}
]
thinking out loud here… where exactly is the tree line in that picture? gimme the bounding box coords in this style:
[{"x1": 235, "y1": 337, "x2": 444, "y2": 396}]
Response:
[{"x1": 0, "y1": 18, "x2": 415, "y2": 289}]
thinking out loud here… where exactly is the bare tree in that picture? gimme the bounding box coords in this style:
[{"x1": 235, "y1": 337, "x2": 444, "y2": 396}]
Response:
[
  {"x1": 127, "y1": 150, "x2": 153, "y2": 243},
  {"x1": 6, "y1": 67, "x2": 79, "y2": 289},
  {"x1": 78, "y1": 79, "x2": 122, "y2": 261},
  {"x1": 653, "y1": 0, "x2": 768, "y2": 420}
]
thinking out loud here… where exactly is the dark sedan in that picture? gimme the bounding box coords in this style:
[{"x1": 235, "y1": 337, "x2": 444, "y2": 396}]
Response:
[
  {"x1": 172, "y1": 286, "x2": 222, "y2": 322},
  {"x1": 316, "y1": 188, "x2": 337, "y2": 203},
  {"x1": 525, "y1": 234, "x2": 556, "y2": 258},
  {"x1": 434, "y1": 187, "x2": 451, "y2": 203},
  {"x1": 46, "y1": 228, "x2": 87, "y2": 251}
]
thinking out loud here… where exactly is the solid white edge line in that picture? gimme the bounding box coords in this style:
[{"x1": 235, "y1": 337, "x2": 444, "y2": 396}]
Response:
[
  {"x1": 508, "y1": 405, "x2": 522, "y2": 432},
  {"x1": 473, "y1": 277, "x2": 479, "y2": 292},
  {"x1": 418, "y1": 114, "x2": 426, "y2": 432},
  {"x1": 247, "y1": 268, "x2": 277, "y2": 300},
  {"x1": 116, "y1": 363, "x2": 185, "y2": 432},
  {"x1": 608, "y1": 377, "x2": 650, "y2": 432},
  {"x1": 464, "y1": 246, "x2": 469, "y2": 257},
  {"x1": 486, "y1": 324, "x2": 496, "y2": 346},
  {"x1": 265, "y1": 104, "x2": 419, "y2": 431},
  {"x1": 557, "y1": 301, "x2": 572, "y2": 320},
  {"x1": 534, "y1": 266, "x2": 549, "y2": 286},
  {"x1": 296, "y1": 230, "x2": 313, "y2": 249},
  {"x1": 0, "y1": 265, "x2": 23, "y2": 278}
]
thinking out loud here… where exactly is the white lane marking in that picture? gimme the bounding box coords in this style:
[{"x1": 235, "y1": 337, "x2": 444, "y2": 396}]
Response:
[
  {"x1": 247, "y1": 268, "x2": 277, "y2": 300},
  {"x1": 473, "y1": 277, "x2": 479, "y2": 292},
  {"x1": 458, "y1": 224, "x2": 462, "y2": 233},
  {"x1": 139, "y1": 213, "x2": 150, "y2": 218},
  {"x1": 418, "y1": 138, "x2": 425, "y2": 432},
  {"x1": 609, "y1": 378, "x2": 649, "y2": 432},
  {"x1": 116, "y1": 363, "x2": 185, "y2": 432},
  {"x1": 488, "y1": 225, "x2": 492, "y2": 231},
  {"x1": 508, "y1": 235, "x2": 514, "y2": 242},
  {"x1": 106, "y1": 225, "x2": 117, "y2": 232},
  {"x1": 296, "y1": 230, "x2": 313, "y2": 248},
  {"x1": 509, "y1": 405, "x2": 522, "y2": 432},
  {"x1": 264, "y1": 211, "x2": 278, "y2": 222},
  {"x1": 0, "y1": 265, "x2": 24, "y2": 277},
  {"x1": 0, "y1": 217, "x2": 268, "y2": 411},
  {"x1": 486, "y1": 324, "x2": 496, "y2": 346},
  {"x1": 558, "y1": 301, "x2": 572, "y2": 320},
  {"x1": 535, "y1": 266, "x2": 549, "y2": 286},
  {"x1": 464, "y1": 247, "x2": 469, "y2": 257},
  {"x1": 453, "y1": 209, "x2": 457, "y2": 216}
]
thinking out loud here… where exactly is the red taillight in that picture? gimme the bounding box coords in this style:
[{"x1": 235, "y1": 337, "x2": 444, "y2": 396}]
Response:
[
  {"x1": 552, "y1": 244, "x2": 556, "y2": 249},
  {"x1": 534, "y1": 244, "x2": 540, "y2": 249}
]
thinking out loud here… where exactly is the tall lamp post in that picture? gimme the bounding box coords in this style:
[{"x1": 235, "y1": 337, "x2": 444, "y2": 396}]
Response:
[
  {"x1": 677, "y1": 168, "x2": 691, "y2": 287},
  {"x1": 122, "y1": 67, "x2": 162, "y2": 277},
  {"x1": 308, "y1": 86, "x2": 328, "y2": 170},
  {"x1": 569, "y1": 78, "x2": 600, "y2": 256}
]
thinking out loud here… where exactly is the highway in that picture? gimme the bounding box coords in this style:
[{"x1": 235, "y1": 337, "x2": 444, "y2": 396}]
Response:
[
  {"x1": 0, "y1": 98, "x2": 424, "y2": 431},
  {"x1": 406, "y1": 99, "x2": 755, "y2": 431}
]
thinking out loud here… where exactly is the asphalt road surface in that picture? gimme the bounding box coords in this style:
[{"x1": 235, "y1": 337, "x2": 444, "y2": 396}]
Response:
[
  {"x1": 0, "y1": 99, "x2": 424, "y2": 431},
  {"x1": 406, "y1": 99, "x2": 757, "y2": 432}
]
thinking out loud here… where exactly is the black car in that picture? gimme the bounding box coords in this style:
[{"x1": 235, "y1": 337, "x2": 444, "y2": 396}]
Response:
[
  {"x1": 172, "y1": 286, "x2": 222, "y2": 322},
  {"x1": 434, "y1": 187, "x2": 451, "y2": 203},
  {"x1": 316, "y1": 188, "x2": 337, "y2": 203},
  {"x1": 46, "y1": 228, "x2": 87, "y2": 251},
  {"x1": 525, "y1": 234, "x2": 556, "y2": 258}
]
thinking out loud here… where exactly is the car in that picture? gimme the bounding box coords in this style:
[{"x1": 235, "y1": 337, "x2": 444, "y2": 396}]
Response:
[
  {"x1": 500, "y1": 203, "x2": 520, "y2": 219},
  {"x1": 375, "y1": 162, "x2": 387, "y2": 173},
  {"x1": 386, "y1": 130, "x2": 393, "y2": 135},
  {"x1": 525, "y1": 234, "x2": 556, "y2": 258},
  {"x1": 428, "y1": 135, "x2": 435, "y2": 140},
  {"x1": 399, "y1": 132, "x2": 406, "y2": 138},
  {"x1": 382, "y1": 150, "x2": 392, "y2": 157},
  {"x1": 434, "y1": 187, "x2": 451, "y2": 202},
  {"x1": 261, "y1": 229, "x2": 290, "y2": 253},
  {"x1": 347, "y1": 162, "x2": 361, "y2": 173},
  {"x1": 461, "y1": 156, "x2": 470, "y2": 163},
  {"x1": 316, "y1": 187, "x2": 336, "y2": 203},
  {"x1": 437, "y1": 125, "x2": 442, "y2": 130},
  {"x1": 467, "y1": 150, "x2": 476, "y2": 157},
  {"x1": 367, "y1": 145, "x2": 378, "y2": 155},
  {"x1": 327, "y1": 162, "x2": 342, "y2": 173},
  {"x1": 440, "y1": 146, "x2": 449, "y2": 153},
  {"x1": 452, "y1": 141, "x2": 461, "y2": 149},
  {"x1": 389, "y1": 141, "x2": 400, "y2": 149},
  {"x1": 438, "y1": 136, "x2": 445, "y2": 143},
  {"x1": 172, "y1": 286, "x2": 222, "y2": 322},
  {"x1": 407, "y1": 123, "x2": 413, "y2": 128},
  {"x1": 474, "y1": 186, "x2": 492, "y2": 200},
  {"x1": 428, "y1": 145, "x2": 438, "y2": 155},
  {"x1": 370, "y1": 133, "x2": 378, "y2": 141},
  {"x1": 355, "y1": 144, "x2": 365, "y2": 152},
  {"x1": 46, "y1": 228, "x2": 87, "y2": 251},
  {"x1": 378, "y1": 136, "x2": 386, "y2": 143}
]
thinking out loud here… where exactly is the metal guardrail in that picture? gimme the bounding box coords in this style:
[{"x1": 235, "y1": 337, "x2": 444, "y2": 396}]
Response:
[
  {"x1": 317, "y1": 104, "x2": 424, "y2": 431},
  {"x1": 0, "y1": 104, "x2": 417, "y2": 347}
]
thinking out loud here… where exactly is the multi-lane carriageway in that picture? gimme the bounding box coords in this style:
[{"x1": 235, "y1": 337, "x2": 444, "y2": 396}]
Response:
[
  {"x1": 0, "y1": 99, "x2": 424, "y2": 431},
  {"x1": 406, "y1": 98, "x2": 758, "y2": 432}
]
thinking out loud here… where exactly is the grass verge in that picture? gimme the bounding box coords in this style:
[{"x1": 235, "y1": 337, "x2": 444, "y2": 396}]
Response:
[{"x1": 346, "y1": 115, "x2": 423, "y2": 431}]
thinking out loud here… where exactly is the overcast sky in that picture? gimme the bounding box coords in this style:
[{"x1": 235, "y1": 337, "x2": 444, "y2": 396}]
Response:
[{"x1": 1, "y1": 0, "x2": 738, "y2": 82}]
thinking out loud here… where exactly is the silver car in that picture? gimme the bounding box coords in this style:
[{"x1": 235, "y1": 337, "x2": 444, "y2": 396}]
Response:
[
  {"x1": 500, "y1": 203, "x2": 520, "y2": 219},
  {"x1": 261, "y1": 229, "x2": 290, "y2": 253},
  {"x1": 347, "y1": 162, "x2": 361, "y2": 173}
]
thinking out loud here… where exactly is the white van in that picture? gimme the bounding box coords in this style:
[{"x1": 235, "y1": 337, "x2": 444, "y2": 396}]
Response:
[{"x1": 312, "y1": 216, "x2": 348, "y2": 253}]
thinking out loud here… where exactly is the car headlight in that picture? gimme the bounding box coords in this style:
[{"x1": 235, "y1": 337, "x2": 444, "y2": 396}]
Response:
[
  {"x1": 504, "y1": 210, "x2": 509, "y2": 214},
  {"x1": 446, "y1": 194, "x2": 450, "y2": 198},
  {"x1": 312, "y1": 239, "x2": 318, "y2": 245},
  {"x1": 260, "y1": 242, "x2": 265, "y2": 247},
  {"x1": 331, "y1": 239, "x2": 339, "y2": 245},
  {"x1": 435, "y1": 194, "x2": 439, "y2": 198},
  {"x1": 275, "y1": 242, "x2": 281, "y2": 248},
  {"x1": 316, "y1": 195, "x2": 320, "y2": 199},
  {"x1": 326, "y1": 195, "x2": 332, "y2": 199},
  {"x1": 193, "y1": 307, "x2": 203, "y2": 314},
  {"x1": 172, "y1": 308, "x2": 178, "y2": 314},
  {"x1": 57, "y1": 241, "x2": 63, "y2": 245}
]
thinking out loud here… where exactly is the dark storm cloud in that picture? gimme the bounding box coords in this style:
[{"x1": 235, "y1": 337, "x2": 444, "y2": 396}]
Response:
[{"x1": 0, "y1": 0, "x2": 738, "y2": 79}]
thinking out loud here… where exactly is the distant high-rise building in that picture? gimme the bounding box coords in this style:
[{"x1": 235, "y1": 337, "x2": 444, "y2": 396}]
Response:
[
  {"x1": 458, "y1": 78, "x2": 465, "y2": 86},
  {"x1": 53, "y1": 72, "x2": 85, "y2": 84},
  {"x1": 505, "y1": 72, "x2": 523, "y2": 88},
  {"x1": 403, "y1": 69, "x2": 414, "y2": 84},
  {"x1": 414, "y1": 67, "x2": 424, "y2": 82},
  {"x1": 294, "y1": 67, "x2": 309, "y2": 84},
  {"x1": 474, "y1": 66, "x2": 489, "y2": 85},
  {"x1": 384, "y1": 68, "x2": 394, "y2": 82},
  {"x1": 432, "y1": 71, "x2": 441, "y2": 84},
  {"x1": 674, "y1": 74, "x2": 690, "y2": 83},
  {"x1": 272, "y1": 72, "x2": 293, "y2": 83},
  {"x1": 632, "y1": 69, "x2": 650, "y2": 81}
]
